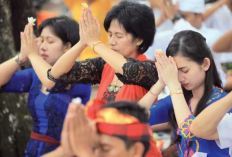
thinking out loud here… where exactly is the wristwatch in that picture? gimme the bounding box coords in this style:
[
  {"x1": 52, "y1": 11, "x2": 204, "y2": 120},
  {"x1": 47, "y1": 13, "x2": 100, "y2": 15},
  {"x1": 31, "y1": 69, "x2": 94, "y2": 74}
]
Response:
[
  {"x1": 172, "y1": 14, "x2": 182, "y2": 23},
  {"x1": 15, "y1": 55, "x2": 27, "y2": 66},
  {"x1": 170, "y1": 88, "x2": 183, "y2": 96}
]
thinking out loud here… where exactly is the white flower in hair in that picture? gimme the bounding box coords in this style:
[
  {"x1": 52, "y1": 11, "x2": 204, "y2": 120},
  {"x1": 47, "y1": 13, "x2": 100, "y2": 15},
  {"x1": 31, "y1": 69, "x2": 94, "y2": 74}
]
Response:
[
  {"x1": 81, "y1": 2, "x2": 88, "y2": 8},
  {"x1": 28, "y1": 17, "x2": 36, "y2": 25}
]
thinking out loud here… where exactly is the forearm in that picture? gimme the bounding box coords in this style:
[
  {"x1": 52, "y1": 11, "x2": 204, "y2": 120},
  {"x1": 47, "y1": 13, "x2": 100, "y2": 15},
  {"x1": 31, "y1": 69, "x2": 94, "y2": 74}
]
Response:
[
  {"x1": 0, "y1": 56, "x2": 20, "y2": 87},
  {"x1": 28, "y1": 53, "x2": 55, "y2": 89},
  {"x1": 51, "y1": 42, "x2": 86, "y2": 78},
  {"x1": 139, "y1": 81, "x2": 164, "y2": 110},
  {"x1": 148, "y1": 0, "x2": 161, "y2": 9},
  {"x1": 155, "y1": 16, "x2": 165, "y2": 27},
  {"x1": 93, "y1": 43, "x2": 126, "y2": 74},
  {"x1": 213, "y1": 29, "x2": 232, "y2": 52},
  {"x1": 190, "y1": 92, "x2": 232, "y2": 138},
  {"x1": 203, "y1": 0, "x2": 226, "y2": 20},
  {"x1": 168, "y1": 84, "x2": 191, "y2": 127},
  {"x1": 151, "y1": 122, "x2": 170, "y2": 132}
]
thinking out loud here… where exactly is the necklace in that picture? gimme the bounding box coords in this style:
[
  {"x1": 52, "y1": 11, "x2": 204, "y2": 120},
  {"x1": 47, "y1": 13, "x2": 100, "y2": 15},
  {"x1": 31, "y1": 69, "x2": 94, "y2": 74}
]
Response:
[{"x1": 107, "y1": 74, "x2": 122, "y2": 93}]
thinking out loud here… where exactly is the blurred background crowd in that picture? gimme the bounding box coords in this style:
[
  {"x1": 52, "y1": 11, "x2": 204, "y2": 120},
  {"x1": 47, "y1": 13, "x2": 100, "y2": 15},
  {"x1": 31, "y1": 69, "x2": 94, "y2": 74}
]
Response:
[{"x1": 0, "y1": 0, "x2": 231, "y2": 156}]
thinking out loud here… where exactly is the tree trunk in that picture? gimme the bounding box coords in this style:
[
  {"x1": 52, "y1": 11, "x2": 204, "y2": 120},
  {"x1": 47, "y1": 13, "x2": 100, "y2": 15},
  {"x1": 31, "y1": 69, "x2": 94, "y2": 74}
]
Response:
[
  {"x1": 11, "y1": 0, "x2": 36, "y2": 51},
  {"x1": 0, "y1": 0, "x2": 34, "y2": 156}
]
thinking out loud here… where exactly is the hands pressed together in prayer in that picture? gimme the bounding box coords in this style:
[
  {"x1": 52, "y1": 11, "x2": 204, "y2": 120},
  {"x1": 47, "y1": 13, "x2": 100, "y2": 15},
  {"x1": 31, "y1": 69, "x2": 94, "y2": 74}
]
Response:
[
  {"x1": 159, "y1": 0, "x2": 179, "y2": 21},
  {"x1": 20, "y1": 24, "x2": 41, "y2": 60},
  {"x1": 58, "y1": 100, "x2": 97, "y2": 157},
  {"x1": 20, "y1": 6, "x2": 102, "y2": 61},
  {"x1": 79, "y1": 7, "x2": 101, "y2": 48},
  {"x1": 155, "y1": 50, "x2": 179, "y2": 89}
]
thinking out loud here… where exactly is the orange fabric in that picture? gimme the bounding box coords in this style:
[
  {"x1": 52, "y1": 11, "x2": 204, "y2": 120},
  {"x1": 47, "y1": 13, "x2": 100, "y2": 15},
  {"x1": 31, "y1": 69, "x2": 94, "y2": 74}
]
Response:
[
  {"x1": 62, "y1": 0, "x2": 112, "y2": 60},
  {"x1": 37, "y1": 11, "x2": 57, "y2": 28},
  {"x1": 96, "y1": 54, "x2": 149, "y2": 103}
]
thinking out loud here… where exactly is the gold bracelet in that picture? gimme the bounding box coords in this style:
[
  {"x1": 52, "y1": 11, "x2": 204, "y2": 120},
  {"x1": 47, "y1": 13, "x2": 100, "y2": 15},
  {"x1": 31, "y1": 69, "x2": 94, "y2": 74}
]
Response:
[
  {"x1": 170, "y1": 88, "x2": 183, "y2": 96},
  {"x1": 92, "y1": 41, "x2": 102, "y2": 54},
  {"x1": 149, "y1": 90, "x2": 158, "y2": 97}
]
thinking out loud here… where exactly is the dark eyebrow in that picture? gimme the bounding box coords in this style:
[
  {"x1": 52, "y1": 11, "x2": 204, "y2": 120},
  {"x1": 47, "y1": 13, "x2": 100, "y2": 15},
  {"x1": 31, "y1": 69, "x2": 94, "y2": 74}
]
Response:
[
  {"x1": 40, "y1": 35, "x2": 54, "y2": 39},
  {"x1": 99, "y1": 143, "x2": 110, "y2": 147},
  {"x1": 108, "y1": 30, "x2": 123, "y2": 35}
]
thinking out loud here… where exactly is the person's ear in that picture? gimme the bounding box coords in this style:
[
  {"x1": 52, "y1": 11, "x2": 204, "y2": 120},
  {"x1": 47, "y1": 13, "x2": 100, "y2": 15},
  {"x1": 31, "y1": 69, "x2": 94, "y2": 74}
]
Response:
[
  {"x1": 136, "y1": 38, "x2": 143, "y2": 47},
  {"x1": 128, "y1": 142, "x2": 144, "y2": 157},
  {"x1": 203, "y1": 58, "x2": 210, "y2": 71},
  {"x1": 64, "y1": 42, "x2": 72, "y2": 53}
]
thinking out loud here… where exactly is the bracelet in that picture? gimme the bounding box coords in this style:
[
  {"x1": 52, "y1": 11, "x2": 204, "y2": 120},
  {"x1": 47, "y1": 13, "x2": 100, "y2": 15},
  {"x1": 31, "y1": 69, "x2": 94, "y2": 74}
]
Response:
[
  {"x1": 92, "y1": 41, "x2": 102, "y2": 54},
  {"x1": 47, "y1": 69, "x2": 59, "y2": 82},
  {"x1": 172, "y1": 13, "x2": 182, "y2": 23},
  {"x1": 14, "y1": 55, "x2": 27, "y2": 66},
  {"x1": 170, "y1": 88, "x2": 183, "y2": 96},
  {"x1": 149, "y1": 90, "x2": 158, "y2": 97}
]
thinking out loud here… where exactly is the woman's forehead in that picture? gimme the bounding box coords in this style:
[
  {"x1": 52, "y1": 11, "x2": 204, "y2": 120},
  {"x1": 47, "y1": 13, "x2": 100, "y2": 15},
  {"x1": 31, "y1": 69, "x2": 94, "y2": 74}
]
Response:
[
  {"x1": 40, "y1": 27, "x2": 57, "y2": 38},
  {"x1": 173, "y1": 55, "x2": 193, "y2": 67},
  {"x1": 109, "y1": 20, "x2": 126, "y2": 33}
]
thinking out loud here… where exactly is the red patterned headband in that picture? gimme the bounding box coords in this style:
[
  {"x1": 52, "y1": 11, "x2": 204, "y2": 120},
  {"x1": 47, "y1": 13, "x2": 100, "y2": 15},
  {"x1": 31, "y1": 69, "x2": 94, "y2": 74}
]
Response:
[{"x1": 95, "y1": 108, "x2": 150, "y2": 142}]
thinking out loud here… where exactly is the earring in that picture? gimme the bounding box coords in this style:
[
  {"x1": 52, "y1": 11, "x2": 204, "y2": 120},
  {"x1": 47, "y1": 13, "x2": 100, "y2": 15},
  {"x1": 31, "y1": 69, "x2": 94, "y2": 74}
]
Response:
[{"x1": 204, "y1": 67, "x2": 207, "y2": 71}]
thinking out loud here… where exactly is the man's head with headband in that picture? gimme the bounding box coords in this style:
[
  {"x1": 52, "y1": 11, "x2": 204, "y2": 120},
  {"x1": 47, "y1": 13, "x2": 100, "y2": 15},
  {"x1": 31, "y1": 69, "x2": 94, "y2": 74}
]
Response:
[
  {"x1": 55, "y1": 99, "x2": 151, "y2": 157},
  {"x1": 95, "y1": 101, "x2": 150, "y2": 157}
]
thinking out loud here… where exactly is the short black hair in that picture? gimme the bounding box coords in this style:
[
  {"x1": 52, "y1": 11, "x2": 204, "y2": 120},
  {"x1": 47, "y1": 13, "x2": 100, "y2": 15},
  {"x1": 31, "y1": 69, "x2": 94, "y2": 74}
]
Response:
[
  {"x1": 102, "y1": 101, "x2": 150, "y2": 157},
  {"x1": 38, "y1": 16, "x2": 80, "y2": 47},
  {"x1": 104, "y1": 1, "x2": 156, "y2": 54}
]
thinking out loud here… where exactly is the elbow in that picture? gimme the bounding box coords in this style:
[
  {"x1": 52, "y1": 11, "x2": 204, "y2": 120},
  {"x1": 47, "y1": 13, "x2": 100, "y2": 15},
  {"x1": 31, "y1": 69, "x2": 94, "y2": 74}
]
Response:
[
  {"x1": 117, "y1": 68, "x2": 124, "y2": 75},
  {"x1": 189, "y1": 122, "x2": 205, "y2": 138},
  {"x1": 189, "y1": 123, "x2": 197, "y2": 136},
  {"x1": 212, "y1": 43, "x2": 226, "y2": 53},
  {"x1": 212, "y1": 44, "x2": 220, "y2": 53},
  {"x1": 44, "y1": 80, "x2": 56, "y2": 90},
  {"x1": 190, "y1": 123, "x2": 218, "y2": 140}
]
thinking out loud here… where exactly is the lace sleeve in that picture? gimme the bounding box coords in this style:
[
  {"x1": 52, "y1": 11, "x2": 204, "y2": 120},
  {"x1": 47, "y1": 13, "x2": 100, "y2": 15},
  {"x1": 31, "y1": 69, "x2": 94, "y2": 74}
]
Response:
[
  {"x1": 49, "y1": 57, "x2": 105, "y2": 85},
  {"x1": 116, "y1": 57, "x2": 158, "y2": 90}
]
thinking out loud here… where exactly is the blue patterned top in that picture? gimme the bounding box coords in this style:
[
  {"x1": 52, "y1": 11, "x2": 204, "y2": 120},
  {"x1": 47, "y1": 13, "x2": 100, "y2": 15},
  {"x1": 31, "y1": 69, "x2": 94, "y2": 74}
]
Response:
[
  {"x1": 149, "y1": 87, "x2": 231, "y2": 157},
  {"x1": 0, "y1": 68, "x2": 91, "y2": 157}
]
